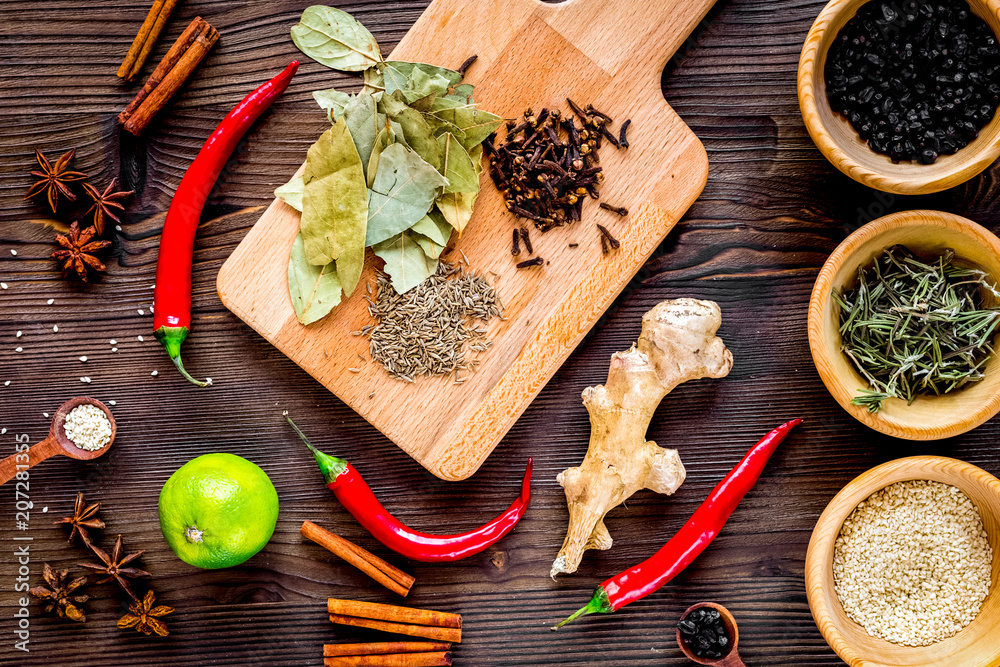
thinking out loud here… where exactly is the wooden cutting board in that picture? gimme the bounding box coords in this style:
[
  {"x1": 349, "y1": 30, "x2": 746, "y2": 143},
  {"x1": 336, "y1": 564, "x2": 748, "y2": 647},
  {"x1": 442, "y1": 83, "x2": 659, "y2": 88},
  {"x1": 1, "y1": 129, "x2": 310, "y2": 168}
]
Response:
[{"x1": 217, "y1": 0, "x2": 716, "y2": 481}]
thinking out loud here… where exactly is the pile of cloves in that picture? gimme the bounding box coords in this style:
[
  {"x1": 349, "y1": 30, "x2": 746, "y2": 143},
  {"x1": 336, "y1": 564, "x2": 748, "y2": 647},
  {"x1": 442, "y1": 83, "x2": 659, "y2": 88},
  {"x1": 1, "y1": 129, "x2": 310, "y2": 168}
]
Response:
[{"x1": 485, "y1": 99, "x2": 630, "y2": 234}]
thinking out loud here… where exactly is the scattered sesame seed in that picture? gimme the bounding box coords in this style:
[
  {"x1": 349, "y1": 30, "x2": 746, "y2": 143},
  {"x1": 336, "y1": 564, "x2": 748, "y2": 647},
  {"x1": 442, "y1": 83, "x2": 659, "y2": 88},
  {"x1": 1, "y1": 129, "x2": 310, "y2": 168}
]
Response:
[
  {"x1": 138, "y1": 309, "x2": 144, "y2": 315},
  {"x1": 111, "y1": 348, "x2": 118, "y2": 353},
  {"x1": 47, "y1": 299, "x2": 53, "y2": 305},
  {"x1": 15, "y1": 347, "x2": 22, "y2": 352},
  {"x1": 205, "y1": 378, "x2": 213, "y2": 385},
  {"x1": 41, "y1": 507, "x2": 47, "y2": 513},
  {"x1": 16, "y1": 331, "x2": 21, "y2": 338},
  {"x1": 109, "y1": 400, "x2": 117, "y2": 406},
  {"x1": 42, "y1": 413, "x2": 48, "y2": 418},
  {"x1": 10, "y1": 250, "x2": 16, "y2": 256},
  {"x1": 79, "y1": 356, "x2": 87, "y2": 362},
  {"x1": 53, "y1": 325, "x2": 58, "y2": 332},
  {"x1": 115, "y1": 225, "x2": 122, "y2": 231},
  {"x1": 109, "y1": 340, "x2": 117, "y2": 345},
  {"x1": 1, "y1": 427, "x2": 6, "y2": 433},
  {"x1": 150, "y1": 305, "x2": 154, "y2": 313},
  {"x1": 0, "y1": 283, "x2": 7, "y2": 289},
  {"x1": 137, "y1": 335, "x2": 144, "y2": 342},
  {"x1": 151, "y1": 370, "x2": 158, "y2": 376},
  {"x1": 3, "y1": 382, "x2": 8, "y2": 387},
  {"x1": 80, "y1": 377, "x2": 91, "y2": 384}
]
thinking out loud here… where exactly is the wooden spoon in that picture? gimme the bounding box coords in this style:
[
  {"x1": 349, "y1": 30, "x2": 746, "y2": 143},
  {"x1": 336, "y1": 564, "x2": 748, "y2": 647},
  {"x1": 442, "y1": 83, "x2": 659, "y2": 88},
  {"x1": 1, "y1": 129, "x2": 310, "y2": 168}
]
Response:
[
  {"x1": 0, "y1": 397, "x2": 116, "y2": 485},
  {"x1": 677, "y1": 602, "x2": 747, "y2": 667}
]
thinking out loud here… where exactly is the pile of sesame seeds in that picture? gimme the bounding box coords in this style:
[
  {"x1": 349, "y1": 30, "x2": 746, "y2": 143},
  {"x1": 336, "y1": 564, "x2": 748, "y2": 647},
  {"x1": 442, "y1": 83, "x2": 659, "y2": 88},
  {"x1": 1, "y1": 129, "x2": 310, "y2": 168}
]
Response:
[
  {"x1": 62, "y1": 403, "x2": 112, "y2": 452},
  {"x1": 833, "y1": 480, "x2": 993, "y2": 647},
  {"x1": 361, "y1": 262, "x2": 504, "y2": 383}
]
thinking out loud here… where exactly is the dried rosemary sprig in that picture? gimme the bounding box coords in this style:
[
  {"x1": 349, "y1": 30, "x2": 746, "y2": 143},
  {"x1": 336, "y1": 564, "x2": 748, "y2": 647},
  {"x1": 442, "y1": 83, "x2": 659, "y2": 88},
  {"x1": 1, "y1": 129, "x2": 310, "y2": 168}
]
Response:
[{"x1": 834, "y1": 245, "x2": 1000, "y2": 412}]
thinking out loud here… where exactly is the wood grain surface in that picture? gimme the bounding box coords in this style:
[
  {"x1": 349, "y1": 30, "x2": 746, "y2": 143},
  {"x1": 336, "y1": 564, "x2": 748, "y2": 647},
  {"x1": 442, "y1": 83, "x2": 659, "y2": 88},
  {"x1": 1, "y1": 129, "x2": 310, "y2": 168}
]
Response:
[
  {"x1": 3, "y1": 0, "x2": 1000, "y2": 665},
  {"x1": 218, "y1": 0, "x2": 716, "y2": 481}
]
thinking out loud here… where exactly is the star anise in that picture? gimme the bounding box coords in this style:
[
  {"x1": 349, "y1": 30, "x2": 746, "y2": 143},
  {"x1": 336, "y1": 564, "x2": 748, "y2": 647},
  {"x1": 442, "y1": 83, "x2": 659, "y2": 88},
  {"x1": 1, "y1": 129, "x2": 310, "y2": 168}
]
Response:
[
  {"x1": 29, "y1": 563, "x2": 89, "y2": 622},
  {"x1": 83, "y1": 178, "x2": 133, "y2": 235},
  {"x1": 24, "y1": 149, "x2": 88, "y2": 212},
  {"x1": 53, "y1": 491, "x2": 105, "y2": 547},
  {"x1": 52, "y1": 222, "x2": 112, "y2": 282},
  {"x1": 78, "y1": 534, "x2": 150, "y2": 600},
  {"x1": 118, "y1": 589, "x2": 174, "y2": 636}
]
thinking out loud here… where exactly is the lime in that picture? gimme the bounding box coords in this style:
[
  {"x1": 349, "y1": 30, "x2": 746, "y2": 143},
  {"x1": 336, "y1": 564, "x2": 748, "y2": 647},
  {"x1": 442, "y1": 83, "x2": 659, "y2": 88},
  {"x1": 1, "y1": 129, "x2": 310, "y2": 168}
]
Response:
[{"x1": 158, "y1": 453, "x2": 278, "y2": 569}]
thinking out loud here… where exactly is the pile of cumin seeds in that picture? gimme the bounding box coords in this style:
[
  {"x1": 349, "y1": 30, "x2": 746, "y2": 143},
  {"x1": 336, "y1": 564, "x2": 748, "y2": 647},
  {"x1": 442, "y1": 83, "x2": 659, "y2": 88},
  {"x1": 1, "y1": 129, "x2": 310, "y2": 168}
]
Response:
[{"x1": 363, "y1": 262, "x2": 504, "y2": 382}]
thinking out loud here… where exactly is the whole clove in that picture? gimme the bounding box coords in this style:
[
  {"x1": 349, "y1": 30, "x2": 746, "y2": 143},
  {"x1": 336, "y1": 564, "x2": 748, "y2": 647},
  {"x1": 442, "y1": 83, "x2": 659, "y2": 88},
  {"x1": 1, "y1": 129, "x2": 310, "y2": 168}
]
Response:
[
  {"x1": 457, "y1": 54, "x2": 478, "y2": 76},
  {"x1": 519, "y1": 228, "x2": 533, "y2": 255},
  {"x1": 488, "y1": 101, "x2": 627, "y2": 234},
  {"x1": 516, "y1": 257, "x2": 544, "y2": 268},
  {"x1": 511, "y1": 229, "x2": 521, "y2": 256},
  {"x1": 599, "y1": 203, "x2": 628, "y2": 217},
  {"x1": 619, "y1": 119, "x2": 631, "y2": 149},
  {"x1": 597, "y1": 224, "x2": 620, "y2": 252}
]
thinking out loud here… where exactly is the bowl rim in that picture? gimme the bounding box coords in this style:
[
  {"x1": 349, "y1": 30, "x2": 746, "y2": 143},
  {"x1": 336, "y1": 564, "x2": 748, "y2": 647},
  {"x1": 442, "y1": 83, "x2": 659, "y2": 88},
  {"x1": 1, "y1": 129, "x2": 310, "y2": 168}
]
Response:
[
  {"x1": 805, "y1": 455, "x2": 1000, "y2": 667},
  {"x1": 807, "y1": 209, "x2": 1000, "y2": 440},
  {"x1": 797, "y1": 0, "x2": 1000, "y2": 195}
]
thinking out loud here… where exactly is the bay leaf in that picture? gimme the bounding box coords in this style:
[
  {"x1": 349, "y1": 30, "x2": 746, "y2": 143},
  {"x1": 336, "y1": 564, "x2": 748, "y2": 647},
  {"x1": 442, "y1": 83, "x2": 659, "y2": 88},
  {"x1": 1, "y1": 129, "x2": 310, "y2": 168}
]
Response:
[
  {"x1": 300, "y1": 119, "x2": 368, "y2": 298},
  {"x1": 291, "y1": 5, "x2": 382, "y2": 72},
  {"x1": 275, "y1": 175, "x2": 304, "y2": 212},
  {"x1": 288, "y1": 232, "x2": 342, "y2": 325},
  {"x1": 367, "y1": 124, "x2": 394, "y2": 188},
  {"x1": 313, "y1": 88, "x2": 353, "y2": 122},
  {"x1": 410, "y1": 231, "x2": 445, "y2": 259},
  {"x1": 436, "y1": 190, "x2": 478, "y2": 235},
  {"x1": 427, "y1": 104, "x2": 503, "y2": 151},
  {"x1": 381, "y1": 61, "x2": 461, "y2": 102},
  {"x1": 437, "y1": 133, "x2": 478, "y2": 194},
  {"x1": 365, "y1": 143, "x2": 447, "y2": 246},
  {"x1": 372, "y1": 231, "x2": 438, "y2": 294},
  {"x1": 410, "y1": 210, "x2": 453, "y2": 246},
  {"x1": 342, "y1": 91, "x2": 381, "y2": 181},
  {"x1": 468, "y1": 143, "x2": 484, "y2": 177},
  {"x1": 446, "y1": 83, "x2": 475, "y2": 104},
  {"x1": 379, "y1": 92, "x2": 443, "y2": 170}
]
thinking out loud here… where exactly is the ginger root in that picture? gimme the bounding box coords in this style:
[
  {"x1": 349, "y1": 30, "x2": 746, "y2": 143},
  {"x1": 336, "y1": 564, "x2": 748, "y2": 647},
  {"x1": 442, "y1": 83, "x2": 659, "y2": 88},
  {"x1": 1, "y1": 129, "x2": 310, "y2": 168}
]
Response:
[{"x1": 551, "y1": 298, "x2": 733, "y2": 578}]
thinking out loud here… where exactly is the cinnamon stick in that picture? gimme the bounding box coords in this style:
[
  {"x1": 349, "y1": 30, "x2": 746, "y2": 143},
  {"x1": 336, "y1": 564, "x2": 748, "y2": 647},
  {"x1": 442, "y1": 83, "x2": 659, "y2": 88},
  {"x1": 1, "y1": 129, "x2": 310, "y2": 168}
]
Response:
[
  {"x1": 327, "y1": 599, "x2": 462, "y2": 629},
  {"x1": 329, "y1": 614, "x2": 461, "y2": 644},
  {"x1": 302, "y1": 521, "x2": 414, "y2": 597},
  {"x1": 324, "y1": 643, "x2": 450, "y2": 657},
  {"x1": 119, "y1": 17, "x2": 219, "y2": 136},
  {"x1": 118, "y1": 0, "x2": 183, "y2": 81},
  {"x1": 323, "y1": 653, "x2": 451, "y2": 667}
]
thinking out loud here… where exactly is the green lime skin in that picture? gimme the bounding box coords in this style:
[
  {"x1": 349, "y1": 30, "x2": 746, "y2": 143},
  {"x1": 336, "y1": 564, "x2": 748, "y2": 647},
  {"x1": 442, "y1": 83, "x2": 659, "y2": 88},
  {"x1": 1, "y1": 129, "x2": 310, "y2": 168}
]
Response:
[{"x1": 158, "y1": 453, "x2": 279, "y2": 570}]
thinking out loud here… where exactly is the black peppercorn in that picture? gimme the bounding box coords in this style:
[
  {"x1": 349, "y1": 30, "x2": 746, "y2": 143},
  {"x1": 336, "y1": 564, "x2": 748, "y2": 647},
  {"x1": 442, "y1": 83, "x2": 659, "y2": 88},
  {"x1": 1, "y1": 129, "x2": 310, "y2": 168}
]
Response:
[{"x1": 825, "y1": 0, "x2": 1000, "y2": 164}]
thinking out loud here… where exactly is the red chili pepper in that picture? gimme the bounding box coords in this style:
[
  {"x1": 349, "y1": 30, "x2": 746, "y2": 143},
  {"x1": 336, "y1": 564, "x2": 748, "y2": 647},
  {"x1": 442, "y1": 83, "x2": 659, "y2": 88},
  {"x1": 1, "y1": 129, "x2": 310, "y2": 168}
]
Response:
[
  {"x1": 286, "y1": 413, "x2": 532, "y2": 562},
  {"x1": 554, "y1": 419, "x2": 802, "y2": 629},
  {"x1": 153, "y1": 61, "x2": 299, "y2": 386}
]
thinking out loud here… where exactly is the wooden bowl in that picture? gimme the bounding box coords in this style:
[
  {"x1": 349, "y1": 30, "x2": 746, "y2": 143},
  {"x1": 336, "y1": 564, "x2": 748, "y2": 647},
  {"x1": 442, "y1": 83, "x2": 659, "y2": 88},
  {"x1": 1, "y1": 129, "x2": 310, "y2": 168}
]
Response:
[
  {"x1": 806, "y1": 456, "x2": 1000, "y2": 667},
  {"x1": 798, "y1": 0, "x2": 1000, "y2": 195},
  {"x1": 808, "y1": 210, "x2": 1000, "y2": 439}
]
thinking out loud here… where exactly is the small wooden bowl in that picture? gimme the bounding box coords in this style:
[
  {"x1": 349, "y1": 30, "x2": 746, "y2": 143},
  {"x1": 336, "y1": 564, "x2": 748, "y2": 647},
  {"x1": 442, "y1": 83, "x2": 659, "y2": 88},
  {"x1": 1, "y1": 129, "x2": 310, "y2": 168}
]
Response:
[
  {"x1": 808, "y1": 210, "x2": 1000, "y2": 439},
  {"x1": 798, "y1": 0, "x2": 1000, "y2": 194},
  {"x1": 806, "y1": 456, "x2": 1000, "y2": 667}
]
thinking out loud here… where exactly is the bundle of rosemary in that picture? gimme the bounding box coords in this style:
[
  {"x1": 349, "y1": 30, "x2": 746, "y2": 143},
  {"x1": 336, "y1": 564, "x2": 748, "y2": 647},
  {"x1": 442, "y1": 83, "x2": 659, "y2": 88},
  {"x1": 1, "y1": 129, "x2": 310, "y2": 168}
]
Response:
[{"x1": 834, "y1": 245, "x2": 1000, "y2": 413}]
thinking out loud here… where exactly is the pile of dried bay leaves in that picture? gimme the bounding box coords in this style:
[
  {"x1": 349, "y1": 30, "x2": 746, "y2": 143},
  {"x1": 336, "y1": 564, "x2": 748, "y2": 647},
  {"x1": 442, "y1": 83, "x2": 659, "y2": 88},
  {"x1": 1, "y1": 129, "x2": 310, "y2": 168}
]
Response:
[{"x1": 277, "y1": 6, "x2": 503, "y2": 325}]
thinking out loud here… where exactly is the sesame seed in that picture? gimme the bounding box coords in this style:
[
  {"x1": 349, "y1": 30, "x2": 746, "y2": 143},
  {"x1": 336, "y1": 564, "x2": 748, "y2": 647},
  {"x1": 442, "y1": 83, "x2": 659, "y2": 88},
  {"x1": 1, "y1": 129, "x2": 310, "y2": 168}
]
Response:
[
  {"x1": 151, "y1": 370, "x2": 158, "y2": 376},
  {"x1": 42, "y1": 413, "x2": 48, "y2": 418},
  {"x1": 80, "y1": 377, "x2": 91, "y2": 384},
  {"x1": 10, "y1": 250, "x2": 16, "y2": 256},
  {"x1": 1, "y1": 428, "x2": 5, "y2": 433},
  {"x1": 137, "y1": 336, "x2": 144, "y2": 342},
  {"x1": 109, "y1": 400, "x2": 117, "y2": 406},
  {"x1": 53, "y1": 325, "x2": 58, "y2": 332},
  {"x1": 138, "y1": 309, "x2": 144, "y2": 315},
  {"x1": 3, "y1": 381, "x2": 8, "y2": 387},
  {"x1": 79, "y1": 356, "x2": 87, "y2": 362},
  {"x1": 16, "y1": 331, "x2": 21, "y2": 338},
  {"x1": 115, "y1": 225, "x2": 122, "y2": 231},
  {"x1": 109, "y1": 340, "x2": 117, "y2": 345},
  {"x1": 111, "y1": 348, "x2": 118, "y2": 353},
  {"x1": 47, "y1": 299, "x2": 53, "y2": 305},
  {"x1": 205, "y1": 378, "x2": 212, "y2": 385},
  {"x1": 0, "y1": 283, "x2": 7, "y2": 289},
  {"x1": 15, "y1": 347, "x2": 22, "y2": 352}
]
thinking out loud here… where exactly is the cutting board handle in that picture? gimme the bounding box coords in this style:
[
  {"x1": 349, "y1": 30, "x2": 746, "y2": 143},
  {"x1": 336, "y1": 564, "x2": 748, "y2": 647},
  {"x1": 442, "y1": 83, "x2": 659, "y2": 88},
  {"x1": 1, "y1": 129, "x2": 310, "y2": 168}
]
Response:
[{"x1": 537, "y1": 0, "x2": 719, "y2": 81}]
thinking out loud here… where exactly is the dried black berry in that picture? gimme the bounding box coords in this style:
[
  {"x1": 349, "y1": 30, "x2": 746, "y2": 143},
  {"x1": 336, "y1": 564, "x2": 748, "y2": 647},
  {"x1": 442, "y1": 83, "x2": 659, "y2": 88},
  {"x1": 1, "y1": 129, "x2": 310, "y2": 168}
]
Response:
[
  {"x1": 678, "y1": 607, "x2": 732, "y2": 660},
  {"x1": 825, "y1": 0, "x2": 1000, "y2": 164}
]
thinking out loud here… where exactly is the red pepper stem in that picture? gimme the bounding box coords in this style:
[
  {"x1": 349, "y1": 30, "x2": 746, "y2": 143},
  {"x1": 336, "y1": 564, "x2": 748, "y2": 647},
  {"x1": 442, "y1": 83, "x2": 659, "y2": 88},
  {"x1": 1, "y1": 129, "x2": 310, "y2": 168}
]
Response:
[
  {"x1": 284, "y1": 412, "x2": 348, "y2": 482},
  {"x1": 552, "y1": 586, "x2": 612, "y2": 630},
  {"x1": 155, "y1": 325, "x2": 210, "y2": 387}
]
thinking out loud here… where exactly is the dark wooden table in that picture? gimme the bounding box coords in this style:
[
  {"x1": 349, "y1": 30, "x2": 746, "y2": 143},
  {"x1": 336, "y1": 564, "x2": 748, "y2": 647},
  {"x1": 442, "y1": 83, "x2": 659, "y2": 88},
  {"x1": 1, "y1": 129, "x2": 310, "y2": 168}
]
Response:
[{"x1": 3, "y1": 1, "x2": 1000, "y2": 665}]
